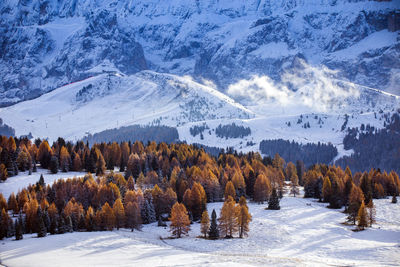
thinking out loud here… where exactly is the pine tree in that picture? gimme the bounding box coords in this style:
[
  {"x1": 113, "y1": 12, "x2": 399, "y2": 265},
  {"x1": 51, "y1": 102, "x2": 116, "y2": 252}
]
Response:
[
  {"x1": 141, "y1": 198, "x2": 156, "y2": 224},
  {"x1": 15, "y1": 214, "x2": 23, "y2": 240},
  {"x1": 218, "y1": 196, "x2": 238, "y2": 238},
  {"x1": 200, "y1": 210, "x2": 210, "y2": 238},
  {"x1": 36, "y1": 207, "x2": 47, "y2": 237},
  {"x1": 268, "y1": 188, "x2": 280, "y2": 210},
  {"x1": 357, "y1": 201, "x2": 368, "y2": 230},
  {"x1": 0, "y1": 208, "x2": 10, "y2": 239},
  {"x1": 208, "y1": 209, "x2": 219, "y2": 240},
  {"x1": 169, "y1": 202, "x2": 190, "y2": 238},
  {"x1": 236, "y1": 202, "x2": 252, "y2": 238},
  {"x1": 49, "y1": 155, "x2": 59, "y2": 174}
]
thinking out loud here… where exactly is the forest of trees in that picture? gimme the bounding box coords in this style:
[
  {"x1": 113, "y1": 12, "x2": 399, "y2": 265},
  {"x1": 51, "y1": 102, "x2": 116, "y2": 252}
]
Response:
[
  {"x1": 0, "y1": 134, "x2": 398, "y2": 240},
  {"x1": 259, "y1": 139, "x2": 338, "y2": 167},
  {"x1": 82, "y1": 125, "x2": 179, "y2": 144},
  {"x1": 337, "y1": 112, "x2": 400, "y2": 174},
  {"x1": 215, "y1": 123, "x2": 251, "y2": 139}
]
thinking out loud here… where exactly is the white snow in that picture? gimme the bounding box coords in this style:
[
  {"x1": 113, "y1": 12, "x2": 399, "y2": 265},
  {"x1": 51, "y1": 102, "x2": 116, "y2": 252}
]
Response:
[
  {"x1": 330, "y1": 30, "x2": 399, "y2": 60},
  {"x1": 1, "y1": 189, "x2": 399, "y2": 266},
  {"x1": 0, "y1": 169, "x2": 86, "y2": 199},
  {"x1": 250, "y1": 42, "x2": 298, "y2": 59}
]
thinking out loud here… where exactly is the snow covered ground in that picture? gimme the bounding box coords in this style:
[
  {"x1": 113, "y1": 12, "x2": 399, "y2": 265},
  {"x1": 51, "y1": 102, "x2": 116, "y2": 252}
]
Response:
[
  {"x1": 1, "y1": 190, "x2": 399, "y2": 266},
  {"x1": 0, "y1": 169, "x2": 86, "y2": 199}
]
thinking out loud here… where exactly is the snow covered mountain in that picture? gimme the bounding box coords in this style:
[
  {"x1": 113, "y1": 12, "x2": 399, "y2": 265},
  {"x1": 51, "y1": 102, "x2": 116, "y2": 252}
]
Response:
[
  {"x1": 0, "y1": 0, "x2": 399, "y2": 106},
  {"x1": 0, "y1": 71, "x2": 252, "y2": 141}
]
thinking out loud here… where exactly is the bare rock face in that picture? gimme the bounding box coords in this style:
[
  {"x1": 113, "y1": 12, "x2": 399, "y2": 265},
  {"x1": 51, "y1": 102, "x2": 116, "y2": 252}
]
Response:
[{"x1": 0, "y1": 0, "x2": 399, "y2": 106}]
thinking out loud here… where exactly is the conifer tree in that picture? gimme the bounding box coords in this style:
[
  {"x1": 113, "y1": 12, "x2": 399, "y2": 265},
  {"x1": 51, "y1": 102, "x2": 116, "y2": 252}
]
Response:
[
  {"x1": 141, "y1": 197, "x2": 156, "y2": 224},
  {"x1": 219, "y1": 196, "x2": 238, "y2": 238},
  {"x1": 208, "y1": 209, "x2": 219, "y2": 240},
  {"x1": 357, "y1": 201, "x2": 368, "y2": 230},
  {"x1": 126, "y1": 202, "x2": 142, "y2": 231},
  {"x1": 200, "y1": 210, "x2": 210, "y2": 238},
  {"x1": 101, "y1": 202, "x2": 115, "y2": 231},
  {"x1": 268, "y1": 188, "x2": 280, "y2": 210},
  {"x1": 392, "y1": 193, "x2": 397, "y2": 203},
  {"x1": 85, "y1": 206, "x2": 94, "y2": 232},
  {"x1": 37, "y1": 214, "x2": 47, "y2": 237},
  {"x1": 8, "y1": 192, "x2": 18, "y2": 215},
  {"x1": 190, "y1": 182, "x2": 207, "y2": 221},
  {"x1": 224, "y1": 181, "x2": 236, "y2": 201},
  {"x1": 0, "y1": 208, "x2": 10, "y2": 239},
  {"x1": 15, "y1": 214, "x2": 23, "y2": 240},
  {"x1": 0, "y1": 163, "x2": 7, "y2": 181},
  {"x1": 236, "y1": 200, "x2": 252, "y2": 238},
  {"x1": 169, "y1": 202, "x2": 190, "y2": 238},
  {"x1": 347, "y1": 185, "x2": 364, "y2": 225},
  {"x1": 253, "y1": 174, "x2": 270, "y2": 204},
  {"x1": 290, "y1": 170, "x2": 299, "y2": 197},
  {"x1": 113, "y1": 198, "x2": 125, "y2": 230},
  {"x1": 49, "y1": 156, "x2": 59, "y2": 174},
  {"x1": 96, "y1": 153, "x2": 106, "y2": 176},
  {"x1": 322, "y1": 177, "x2": 332, "y2": 203},
  {"x1": 366, "y1": 199, "x2": 375, "y2": 227}
]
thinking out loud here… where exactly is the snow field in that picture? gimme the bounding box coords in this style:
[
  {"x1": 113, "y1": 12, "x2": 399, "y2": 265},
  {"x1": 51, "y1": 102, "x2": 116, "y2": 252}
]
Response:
[{"x1": 1, "y1": 190, "x2": 399, "y2": 266}]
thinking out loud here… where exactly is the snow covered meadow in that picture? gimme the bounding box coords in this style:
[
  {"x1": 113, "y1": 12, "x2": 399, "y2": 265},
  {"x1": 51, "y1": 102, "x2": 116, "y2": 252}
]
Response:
[{"x1": 1, "y1": 171, "x2": 399, "y2": 267}]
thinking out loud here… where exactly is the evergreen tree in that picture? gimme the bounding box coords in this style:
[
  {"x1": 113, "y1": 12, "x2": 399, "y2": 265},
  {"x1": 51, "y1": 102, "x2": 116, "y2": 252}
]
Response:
[
  {"x1": 208, "y1": 209, "x2": 219, "y2": 240},
  {"x1": 49, "y1": 156, "x2": 59, "y2": 174},
  {"x1": 36, "y1": 208, "x2": 47, "y2": 238},
  {"x1": 141, "y1": 198, "x2": 156, "y2": 224},
  {"x1": 268, "y1": 188, "x2": 280, "y2": 210},
  {"x1": 15, "y1": 215, "x2": 23, "y2": 240},
  {"x1": 392, "y1": 194, "x2": 397, "y2": 204},
  {"x1": 200, "y1": 210, "x2": 210, "y2": 238}
]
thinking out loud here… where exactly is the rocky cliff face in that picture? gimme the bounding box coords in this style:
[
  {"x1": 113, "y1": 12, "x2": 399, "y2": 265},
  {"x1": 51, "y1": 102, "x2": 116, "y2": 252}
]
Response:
[{"x1": 0, "y1": 0, "x2": 399, "y2": 106}]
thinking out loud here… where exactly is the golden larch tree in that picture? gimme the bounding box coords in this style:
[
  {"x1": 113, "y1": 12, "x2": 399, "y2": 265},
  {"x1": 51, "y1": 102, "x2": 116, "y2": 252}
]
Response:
[
  {"x1": 218, "y1": 196, "x2": 238, "y2": 238},
  {"x1": 200, "y1": 210, "x2": 210, "y2": 238},
  {"x1": 169, "y1": 202, "x2": 190, "y2": 238},
  {"x1": 113, "y1": 198, "x2": 125, "y2": 230}
]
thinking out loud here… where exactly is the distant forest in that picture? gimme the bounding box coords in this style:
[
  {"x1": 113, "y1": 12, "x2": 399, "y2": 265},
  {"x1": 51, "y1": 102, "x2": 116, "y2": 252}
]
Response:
[
  {"x1": 336, "y1": 112, "x2": 400, "y2": 174},
  {"x1": 82, "y1": 125, "x2": 179, "y2": 144},
  {"x1": 259, "y1": 139, "x2": 338, "y2": 167},
  {"x1": 216, "y1": 123, "x2": 251, "y2": 139}
]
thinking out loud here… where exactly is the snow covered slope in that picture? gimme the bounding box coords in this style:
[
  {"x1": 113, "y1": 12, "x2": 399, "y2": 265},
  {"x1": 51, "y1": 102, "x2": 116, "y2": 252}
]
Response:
[
  {"x1": 1, "y1": 193, "x2": 399, "y2": 266},
  {"x1": 0, "y1": 0, "x2": 399, "y2": 106},
  {"x1": 0, "y1": 71, "x2": 252, "y2": 141}
]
